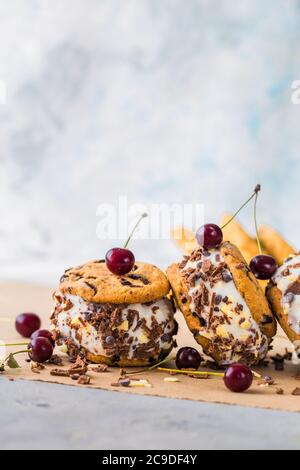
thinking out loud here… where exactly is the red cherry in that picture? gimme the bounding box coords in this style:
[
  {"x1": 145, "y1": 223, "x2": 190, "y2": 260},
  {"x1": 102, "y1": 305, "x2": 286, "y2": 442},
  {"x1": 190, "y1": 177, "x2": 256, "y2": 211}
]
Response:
[
  {"x1": 249, "y1": 255, "x2": 277, "y2": 280},
  {"x1": 223, "y1": 364, "x2": 253, "y2": 392},
  {"x1": 31, "y1": 329, "x2": 55, "y2": 347},
  {"x1": 196, "y1": 224, "x2": 223, "y2": 250},
  {"x1": 105, "y1": 248, "x2": 135, "y2": 275},
  {"x1": 175, "y1": 347, "x2": 202, "y2": 370},
  {"x1": 15, "y1": 313, "x2": 41, "y2": 338},
  {"x1": 28, "y1": 337, "x2": 53, "y2": 363}
]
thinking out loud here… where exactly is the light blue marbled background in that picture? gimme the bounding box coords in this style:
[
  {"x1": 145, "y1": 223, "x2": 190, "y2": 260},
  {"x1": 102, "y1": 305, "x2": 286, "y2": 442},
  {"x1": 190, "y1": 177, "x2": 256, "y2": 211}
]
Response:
[{"x1": 0, "y1": 0, "x2": 299, "y2": 282}]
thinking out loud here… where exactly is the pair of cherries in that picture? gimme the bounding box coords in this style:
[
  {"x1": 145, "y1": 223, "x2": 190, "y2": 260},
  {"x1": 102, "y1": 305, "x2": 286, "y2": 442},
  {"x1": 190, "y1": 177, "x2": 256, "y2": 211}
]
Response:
[
  {"x1": 106, "y1": 222, "x2": 276, "y2": 281},
  {"x1": 176, "y1": 347, "x2": 252, "y2": 392},
  {"x1": 197, "y1": 223, "x2": 277, "y2": 280},
  {"x1": 15, "y1": 313, "x2": 54, "y2": 363}
]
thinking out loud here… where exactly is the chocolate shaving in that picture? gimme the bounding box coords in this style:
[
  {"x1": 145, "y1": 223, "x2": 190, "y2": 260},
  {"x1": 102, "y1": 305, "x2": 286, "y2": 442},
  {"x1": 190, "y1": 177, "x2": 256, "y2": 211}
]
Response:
[
  {"x1": 261, "y1": 315, "x2": 273, "y2": 325},
  {"x1": 47, "y1": 354, "x2": 63, "y2": 366},
  {"x1": 222, "y1": 271, "x2": 232, "y2": 283},
  {"x1": 90, "y1": 364, "x2": 108, "y2": 373},
  {"x1": 202, "y1": 259, "x2": 212, "y2": 273},
  {"x1": 127, "y1": 273, "x2": 150, "y2": 285},
  {"x1": 286, "y1": 280, "x2": 300, "y2": 295},
  {"x1": 84, "y1": 281, "x2": 97, "y2": 294},
  {"x1": 68, "y1": 356, "x2": 88, "y2": 376},
  {"x1": 120, "y1": 278, "x2": 142, "y2": 288},
  {"x1": 50, "y1": 368, "x2": 69, "y2": 377}
]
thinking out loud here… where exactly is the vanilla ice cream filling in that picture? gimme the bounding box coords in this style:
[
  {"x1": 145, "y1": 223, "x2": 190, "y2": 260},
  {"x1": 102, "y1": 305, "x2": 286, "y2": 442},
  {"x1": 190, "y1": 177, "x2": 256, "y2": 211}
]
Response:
[
  {"x1": 52, "y1": 293, "x2": 175, "y2": 359},
  {"x1": 272, "y1": 253, "x2": 300, "y2": 335},
  {"x1": 183, "y1": 249, "x2": 268, "y2": 364}
]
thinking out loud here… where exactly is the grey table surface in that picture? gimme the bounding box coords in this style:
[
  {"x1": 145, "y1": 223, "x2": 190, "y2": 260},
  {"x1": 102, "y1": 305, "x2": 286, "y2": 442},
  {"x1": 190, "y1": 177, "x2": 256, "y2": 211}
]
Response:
[{"x1": 1, "y1": 377, "x2": 299, "y2": 450}]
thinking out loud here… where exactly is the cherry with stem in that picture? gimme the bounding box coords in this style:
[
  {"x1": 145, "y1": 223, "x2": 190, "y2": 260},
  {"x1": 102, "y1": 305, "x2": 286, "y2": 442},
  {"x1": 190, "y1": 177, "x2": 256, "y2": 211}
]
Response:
[
  {"x1": 106, "y1": 213, "x2": 148, "y2": 275},
  {"x1": 196, "y1": 185, "x2": 262, "y2": 250},
  {"x1": 0, "y1": 337, "x2": 54, "y2": 371},
  {"x1": 249, "y1": 187, "x2": 277, "y2": 280},
  {"x1": 158, "y1": 363, "x2": 255, "y2": 393}
]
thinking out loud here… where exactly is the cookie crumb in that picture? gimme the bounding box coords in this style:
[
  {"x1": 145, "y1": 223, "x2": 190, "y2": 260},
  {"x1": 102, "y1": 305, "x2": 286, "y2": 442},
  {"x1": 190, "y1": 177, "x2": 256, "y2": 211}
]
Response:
[
  {"x1": 275, "y1": 388, "x2": 284, "y2": 395},
  {"x1": 90, "y1": 364, "x2": 108, "y2": 373},
  {"x1": 30, "y1": 362, "x2": 45, "y2": 374},
  {"x1": 292, "y1": 387, "x2": 300, "y2": 396},
  {"x1": 77, "y1": 374, "x2": 90, "y2": 385}
]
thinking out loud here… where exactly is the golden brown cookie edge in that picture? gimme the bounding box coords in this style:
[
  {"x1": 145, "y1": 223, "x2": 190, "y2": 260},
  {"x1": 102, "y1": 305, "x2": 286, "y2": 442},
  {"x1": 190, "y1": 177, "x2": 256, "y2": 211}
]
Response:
[
  {"x1": 59, "y1": 261, "x2": 171, "y2": 304},
  {"x1": 220, "y1": 242, "x2": 277, "y2": 339},
  {"x1": 85, "y1": 347, "x2": 173, "y2": 367},
  {"x1": 266, "y1": 282, "x2": 300, "y2": 342}
]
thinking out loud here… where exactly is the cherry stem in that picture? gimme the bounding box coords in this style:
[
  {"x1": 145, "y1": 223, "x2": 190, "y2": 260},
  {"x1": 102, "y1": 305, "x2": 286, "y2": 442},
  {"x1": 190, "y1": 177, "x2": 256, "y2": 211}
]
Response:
[
  {"x1": 253, "y1": 189, "x2": 262, "y2": 254},
  {"x1": 1, "y1": 342, "x2": 28, "y2": 347},
  {"x1": 3, "y1": 349, "x2": 30, "y2": 365},
  {"x1": 9, "y1": 349, "x2": 30, "y2": 357},
  {"x1": 221, "y1": 184, "x2": 261, "y2": 230},
  {"x1": 124, "y1": 213, "x2": 148, "y2": 249},
  {"x1": 121, "y1": 355, "x2": 172, "y2": 376},
  {"x1": 11, "y1": 349, "x2": 32, "y2": 356},
  {"x1": 158, "y1": 366, "x2": 261, "y2": 379},
  {"x1": 158, "y1": 367, "x2": 224, "y2": 377}
]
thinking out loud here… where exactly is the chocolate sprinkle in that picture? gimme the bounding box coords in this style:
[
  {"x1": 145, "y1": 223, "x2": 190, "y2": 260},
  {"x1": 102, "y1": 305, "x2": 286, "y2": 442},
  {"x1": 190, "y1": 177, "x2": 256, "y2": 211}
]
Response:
[
  {"x1": 127, "y1": 273, "x2": 150, "y2": 285},
  {"x1": 222, "y1": 271, "x2": 232, "y2": 283},
  {"x1": 84, "y1": 281, "x2": 97, "y2": 294},
  {"x1": 261, "y1": 315, "x2": 273, "y2": 325}
]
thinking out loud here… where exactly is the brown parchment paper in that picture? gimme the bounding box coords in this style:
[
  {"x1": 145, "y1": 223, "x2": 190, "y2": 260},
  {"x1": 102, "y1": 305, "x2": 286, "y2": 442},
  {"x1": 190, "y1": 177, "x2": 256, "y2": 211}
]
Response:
[{"x1": 1, "y1": 281, "x2": 300, "y2": 412}]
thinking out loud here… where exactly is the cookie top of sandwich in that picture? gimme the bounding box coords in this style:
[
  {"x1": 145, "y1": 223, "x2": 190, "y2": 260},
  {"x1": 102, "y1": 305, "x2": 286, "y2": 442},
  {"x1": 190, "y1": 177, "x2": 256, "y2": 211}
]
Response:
[{"x1": 59, "y1": 260, "x2": 170, "y2": 304}]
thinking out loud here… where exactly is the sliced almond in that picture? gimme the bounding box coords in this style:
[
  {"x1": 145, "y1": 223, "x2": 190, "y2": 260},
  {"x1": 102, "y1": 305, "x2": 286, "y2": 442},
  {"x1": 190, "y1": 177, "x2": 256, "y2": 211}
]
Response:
[{"x1": 164, "y1": 377, "x2": 179, "y2": 382}]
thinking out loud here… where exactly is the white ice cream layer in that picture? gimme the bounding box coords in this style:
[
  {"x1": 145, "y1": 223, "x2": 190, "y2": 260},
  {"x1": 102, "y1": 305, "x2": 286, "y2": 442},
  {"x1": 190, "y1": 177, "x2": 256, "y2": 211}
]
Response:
[
  {"x1": 52, "y1": 293, "x2": 175, "y2": 359},
  {"x1": 183, "y1": 249, "x2": 268, "y2": 364},
  {"x1": 272, "y1": 254, "x2": 300, "y2": 335}
]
